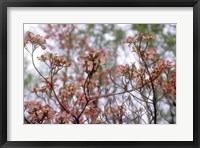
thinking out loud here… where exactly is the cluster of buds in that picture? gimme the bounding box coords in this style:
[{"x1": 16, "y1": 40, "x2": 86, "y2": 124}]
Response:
[
  {"x1": 123, "y1": 33, "x2": 155, "y2": 44},
  {"x1": 85, "y1": 107, "x2": 100, "y2": 116},
  {"x1": 149, "y1": 60, "x2": 174, "y2": 84},
  {"x1": 168, "y1": 72, "x2": 176, "y2": 95},
  {"x1": 142, "y1": 35, "x2": 155, "y2": 41},
  {"x1": 55, "y1": 111, "x2": 70, "y2": 124},
  {"x1": 24, "y1": 101, "x2": 56, "y2": 123},
  {"x1": 31, "y1": 83, "x2": 58, "y2": 93},
  {"x1": 145, "y1": 47, "x2": 157, "y2": 61},
  {"x1": 132, "y1": 46, "x2": 157, "y2": 61},
  {"x1": 153, "y1": 60, "x2": 175, "y2": 74},
  {"x1": 24, "y1": 32, "x2": 46, "y2": 50},
  {"x1": 124, "y1": 34, "x2": 157, "y2": 61},
  {"x1": 24, "y1": 101, "x2": 42, "y2": 113},
  {"x1": 31, "y1": 85, "x2": 48, "y2": 93},
  {"x1": 42, "y1": 104, "x2": 57, "y2": 120},
  {"x1": 59, "y1": 84, "x2": 77, "y2": 99},
  {"x1": 115, "y1": 63, "x2": 137, "y2": 79},
  {"x1": 37, "y1": 52, "x2": 71, "y2": 68},
  {"x1": 150, "y1": 60, "x2": 176, "y2": 96},
  {"x1": 115, "y1": 65, "x2": 128, "y2": 78},
  {"x1": 161, "y1": 72, "x2": 176, "y2": 96},
  {"x1": 78, "y1": 49, "x2": 106, "y2": 74}
]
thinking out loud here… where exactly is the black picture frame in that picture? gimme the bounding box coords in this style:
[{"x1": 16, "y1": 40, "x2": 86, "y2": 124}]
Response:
[{"x1": 0, "y1": 0, "x2": 199, "y2": 148}]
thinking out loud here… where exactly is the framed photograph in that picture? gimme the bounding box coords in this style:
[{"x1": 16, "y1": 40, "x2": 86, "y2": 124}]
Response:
[{"x1": 0, "y1": 0, "x2": 199, "y2": 147}]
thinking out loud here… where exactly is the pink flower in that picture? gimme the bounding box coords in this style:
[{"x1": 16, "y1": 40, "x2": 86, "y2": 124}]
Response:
[
  {"x1": 25, "y1": 101, "x2": 56, "y2": 123},
  {"x1": 148, "y1": 54, "x2": 155, "y2": 61},
  {"x1": 157, "y1": 59, "x2": 164, "y2": 66},
  {"x1": 24, "y1": 36, "x2": 28, "y2": 45},
  {"x1": 41, "y1": 45, "x2": 46, "y2": 50},
  {"x1": 24, "y1": 101, "x2": 42, "y2": 111},
  {"x1": 147, "y1": 47, "x2": 156, "y2": 55},
  {"x1": 24, "y1": 31, "x2": 47, "y2": 50},
  {"x1": 42, "y1": 105, "x2": 56, "y2": 120},
  {"x1": 55, "y1": 111, "x2": 69, "y2": 124}
]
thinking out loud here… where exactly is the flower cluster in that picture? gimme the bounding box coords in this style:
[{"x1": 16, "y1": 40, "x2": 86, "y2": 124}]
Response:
[
  {"x1": 152, "y1": 60, "x2": 174, "y2": 78},
  {"x1": 78, "y1": 49, "x2": 106, "y2": 74},
  {"x1": 31, "y1": 85, "x2": 49, "y2": 93},
  {"x1": 55, "y1": 111, "x2": 70, "y2": 124},
  {"x1": 37, "y1": 52, "x2": 71, "y2": 68},
  {"x1": 59, "y1": 84, "x2": 77, "y2": 99},
  {"x1": 85, "y1": 107, "x2": 100, "y2": 116},
  {"x1": 118, "y1": 34, "x2": 176, "y2": 99},
  {"x1": 31, "y1": 83, "x2": 59, "y2": 93},
  {"x1": 24, "y1": 32, "x2": 46, "y2": 50},
  {"x1": 132, "y1": 45, "x2": 157, "y2": 62},
  {"x1": 115, "y1": 64, "x2": 137, "y2": 79},
  {"x1": 160, "y1": 71, "x2": 176, "y2": 96},
  {"x1": 168, "y1": 72, "x2": 176, "y2": 96},
  {"x1": 24, "y1": 101, "x2": 56, "y2": 124},
  {"x1": 144, "y1": 47, "x2": 157, "y2": 61},
  {"x1": 150, "y1": 59, "x2": 176, "y2": 97},
  {"x1": 123, "y1": 33, "x2": 155, "y2": 44}
]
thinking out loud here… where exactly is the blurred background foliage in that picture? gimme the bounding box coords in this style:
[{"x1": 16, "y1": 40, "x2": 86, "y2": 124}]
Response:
[{"x1": 74, "y1": 24, "x2": 176, "y2": 53}]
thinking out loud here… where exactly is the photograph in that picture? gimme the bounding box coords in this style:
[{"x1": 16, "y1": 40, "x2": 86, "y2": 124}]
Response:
[
  {"x1": 1, "y1": 0, "x2": 199, "y2": 147},
  {"x1": 23, "y1": 24, "x2": 176, "y2": 124}
]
